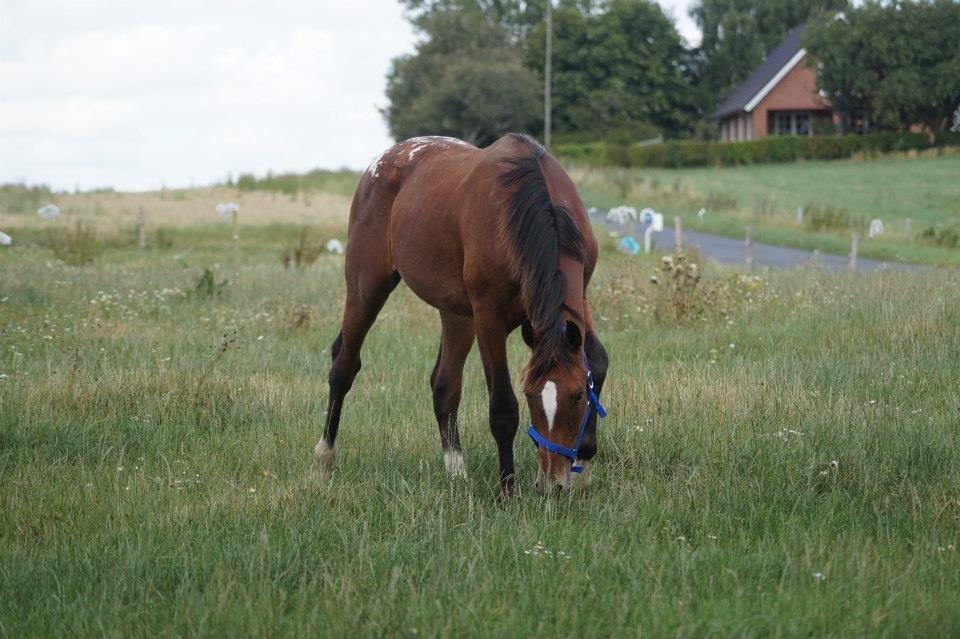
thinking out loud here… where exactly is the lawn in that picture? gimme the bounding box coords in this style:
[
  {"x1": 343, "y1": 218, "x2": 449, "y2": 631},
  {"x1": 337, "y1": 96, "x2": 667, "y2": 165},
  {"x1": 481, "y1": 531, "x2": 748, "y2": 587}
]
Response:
[
  {"x1": 570, "y1": 152, "x2": 960, "y2": 266},
  {"x1": 3, "y1": 213, "x2": 960, "y2": 636}
]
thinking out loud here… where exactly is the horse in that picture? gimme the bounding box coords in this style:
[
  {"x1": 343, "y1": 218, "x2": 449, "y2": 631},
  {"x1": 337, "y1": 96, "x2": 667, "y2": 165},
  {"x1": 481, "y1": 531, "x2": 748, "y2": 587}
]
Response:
[{"x1": 314, "y1": 133, "x2": 608, "y2": 495}]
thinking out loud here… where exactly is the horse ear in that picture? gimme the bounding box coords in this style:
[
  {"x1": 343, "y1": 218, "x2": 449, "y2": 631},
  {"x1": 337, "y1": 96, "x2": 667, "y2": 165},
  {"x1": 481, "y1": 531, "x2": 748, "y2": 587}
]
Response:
[
  {"x1": 565, "y1": 320, "x2": 583, "y2": 351},
  {"x1": 521, "y1": 320, "x2": 535, "y2": 348}
]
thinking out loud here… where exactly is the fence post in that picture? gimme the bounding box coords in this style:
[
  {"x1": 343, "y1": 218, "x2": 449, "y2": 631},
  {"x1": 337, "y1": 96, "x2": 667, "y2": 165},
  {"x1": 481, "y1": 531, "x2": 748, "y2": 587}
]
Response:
[
  {"x1": 674, "y1": 216, "x2": 683, "y2": 251},
  {"x1": 745, "y1": 225, "x2": 753, "y2": 269},
  {"x1": 137, "y1": 206, "x2": 146, "y2": 249},
  {"x1": 796, "y1": 206, "x2": 804, "y2": 225},
  {"x1": 904, "y1": 218, "x2": 912, "y2": 239},
  {"x1": 849, "y1": 233, "x2": 859, "y2": 271}
]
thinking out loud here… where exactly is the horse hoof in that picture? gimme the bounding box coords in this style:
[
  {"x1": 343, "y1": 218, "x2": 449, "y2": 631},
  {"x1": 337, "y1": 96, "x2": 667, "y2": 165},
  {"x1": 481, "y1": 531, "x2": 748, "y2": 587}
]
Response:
[
  {"x1": 443, "y1": 450, "x2": 467, "y2": 479},
  {"x1": 314, "y1": 439, "x2": 335, "y2": 477}
]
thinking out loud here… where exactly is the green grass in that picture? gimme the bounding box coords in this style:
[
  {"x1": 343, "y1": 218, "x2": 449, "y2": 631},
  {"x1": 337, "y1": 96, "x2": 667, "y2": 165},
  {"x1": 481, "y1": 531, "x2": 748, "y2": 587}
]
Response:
[
  {"x1": 3, "y1": 226, "x2": 960, "y2": 636},
  {"x1": 572, "y1": 153, "x2": 960, "y2": 266}
]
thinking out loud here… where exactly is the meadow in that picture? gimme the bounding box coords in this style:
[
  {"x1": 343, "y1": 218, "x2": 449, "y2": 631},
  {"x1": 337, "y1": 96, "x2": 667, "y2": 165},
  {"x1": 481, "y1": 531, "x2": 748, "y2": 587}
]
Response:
[
  {"x1": 2, "y1": 181, "x2": 960, "y2": 635},
  {"x1": 571, "y1": 152, "x2": 960, "y2": 266}
]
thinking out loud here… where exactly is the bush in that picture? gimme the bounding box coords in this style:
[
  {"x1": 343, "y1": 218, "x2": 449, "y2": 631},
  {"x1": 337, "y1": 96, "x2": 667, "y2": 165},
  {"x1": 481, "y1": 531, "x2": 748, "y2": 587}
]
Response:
[
  {"x1": 919, "y1": 222, "x2": 960, "y2": 248},
  {"x1": 802, "y1": 202, "x2": 859, "y2": 232},
  {"x1": 556, "y1": 131, "x2": 944, "y2": 168},
  {"x1": 47, "y1": 221, "x2": 102, "y2": 266}
]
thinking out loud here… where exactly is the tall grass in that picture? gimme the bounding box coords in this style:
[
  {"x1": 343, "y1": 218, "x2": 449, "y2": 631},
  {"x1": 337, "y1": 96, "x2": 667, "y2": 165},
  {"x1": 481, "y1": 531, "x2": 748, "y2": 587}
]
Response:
[{"x1": 2, "y1": 231, "x2": 960, "y2": 636}]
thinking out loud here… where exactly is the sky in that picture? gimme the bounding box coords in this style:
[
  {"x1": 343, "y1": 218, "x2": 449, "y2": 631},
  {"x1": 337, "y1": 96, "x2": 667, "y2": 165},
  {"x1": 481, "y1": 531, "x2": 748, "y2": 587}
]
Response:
[{"x1": 0, "y1": 0, "x2": 700, "y2": 192}]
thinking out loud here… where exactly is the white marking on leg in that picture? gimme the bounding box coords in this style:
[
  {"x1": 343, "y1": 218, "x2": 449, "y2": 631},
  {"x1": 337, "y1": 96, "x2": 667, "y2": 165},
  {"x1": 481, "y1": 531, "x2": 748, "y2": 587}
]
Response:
[
  {"x1": 315, "y1": 437, "x2": 335, "y2": 474},
  {"x1": 541, "y1": 380, "x2": 558, "y2": 432},
  {"x1": 443, "y1": 449, "x2": 467, "y2": 478}
]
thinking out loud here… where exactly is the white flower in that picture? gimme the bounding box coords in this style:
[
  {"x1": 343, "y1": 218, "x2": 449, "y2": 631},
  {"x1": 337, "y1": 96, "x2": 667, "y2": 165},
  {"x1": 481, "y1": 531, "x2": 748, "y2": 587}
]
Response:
[
  {"x1": 325, "y1": 239, "x2": 344, "y2": 254},
  {"x1": 813, "y1": 572, "x2": 826, "y2": 581},
  {"x1": 216, "y1": 202, "x2": 240, "y2": 220},
  {"x1": 38, "y1": 204, "x2": 60, "y2": 220}
]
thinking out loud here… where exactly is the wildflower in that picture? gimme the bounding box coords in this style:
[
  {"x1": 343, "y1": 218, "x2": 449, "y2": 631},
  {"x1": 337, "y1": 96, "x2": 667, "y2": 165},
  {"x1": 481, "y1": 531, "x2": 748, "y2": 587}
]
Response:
[
  {"x1": 325, "y1": 239, "x2": 345, "y2": 254},
  {"x1": 248, "y1": 487, "x2": 256, "y2": 493},
  {"x1": 707, "y1": 533, "x2": 718, "y2": 540},
  {"x1": 829, "y1": 460, "x2": 839, "y2": 471},
  {"x1": 813, "y1": 572, "x2": 826, "y2": 581},
  {"x1": 649, "y1": 275, "x2": 659, "y2": 285}
]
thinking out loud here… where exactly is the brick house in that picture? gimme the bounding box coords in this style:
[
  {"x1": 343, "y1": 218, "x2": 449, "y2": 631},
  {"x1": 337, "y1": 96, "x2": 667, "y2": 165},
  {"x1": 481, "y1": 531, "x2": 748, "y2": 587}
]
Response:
[{"x1": 714, "y1": 25, "x2": 834, "y2": 141}]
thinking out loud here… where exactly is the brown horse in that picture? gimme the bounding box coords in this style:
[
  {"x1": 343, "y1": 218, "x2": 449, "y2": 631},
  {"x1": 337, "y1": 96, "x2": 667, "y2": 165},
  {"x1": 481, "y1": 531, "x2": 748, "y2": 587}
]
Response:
[{"x1": 314, "y1": 133, "x2": 608, "y2": 494}]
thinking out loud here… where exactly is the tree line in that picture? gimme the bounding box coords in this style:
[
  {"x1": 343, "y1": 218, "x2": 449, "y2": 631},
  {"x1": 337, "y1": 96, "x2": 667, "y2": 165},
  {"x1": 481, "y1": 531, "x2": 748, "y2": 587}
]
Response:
[{"x1": 383, "y1": 0, "x2": 960, "y2": 145}]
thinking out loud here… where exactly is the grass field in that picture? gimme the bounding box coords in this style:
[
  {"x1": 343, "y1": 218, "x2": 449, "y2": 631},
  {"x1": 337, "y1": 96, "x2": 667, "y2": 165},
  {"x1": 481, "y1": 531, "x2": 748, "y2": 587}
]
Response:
[
  {"x1": 571, "y1": 153, "x2": 960, "y2": 266},
  {"x1": 3, "y1": 208, "x2": 960, "y2": 635}
]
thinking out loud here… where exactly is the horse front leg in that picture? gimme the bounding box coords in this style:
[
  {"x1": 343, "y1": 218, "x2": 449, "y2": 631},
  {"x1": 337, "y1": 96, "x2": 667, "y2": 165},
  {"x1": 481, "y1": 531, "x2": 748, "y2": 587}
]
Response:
[{"x1": 473, "y1": 312, "x2": 520, "y2": 497}]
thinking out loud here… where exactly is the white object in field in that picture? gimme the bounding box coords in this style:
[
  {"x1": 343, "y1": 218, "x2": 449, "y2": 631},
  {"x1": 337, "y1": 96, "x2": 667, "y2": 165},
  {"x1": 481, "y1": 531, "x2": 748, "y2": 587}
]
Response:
[
  {"x1": 325, "y1": 239, "x2": 344, "y2": 254},
  {"x1": 37, "y1": 204, "x2": 60, "y2": 220},
  {"x1": 697, "y1": 208, "x2": 706, "y2": 220},
  {"x1": 868, "y1": 218, "x2": 884, "y2": 238},
  {"x1": 605, "y1": 205, "x2": 637, "y2": 226},
  {"x1": 640, "y1": 210, "x2": 664, "y2": 254},
  {"x1": 650, "y1": 212, "x2": 664, "y2": 232},
  {"x1": 216, "y1": 202, "x2": 240, "y2": 220},
  {"x1": 0, "y1": 230, "x2": 11, "y2": 246}
]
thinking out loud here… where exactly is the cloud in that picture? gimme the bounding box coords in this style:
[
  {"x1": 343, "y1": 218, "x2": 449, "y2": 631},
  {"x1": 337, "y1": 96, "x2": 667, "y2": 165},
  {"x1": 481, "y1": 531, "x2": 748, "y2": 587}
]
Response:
[
  {"x1": 0, "y1": 0, "x2": 415, "y2": 190},
  {"x1": 1, "y1": 1, "x2": 699, "y2": 191}
]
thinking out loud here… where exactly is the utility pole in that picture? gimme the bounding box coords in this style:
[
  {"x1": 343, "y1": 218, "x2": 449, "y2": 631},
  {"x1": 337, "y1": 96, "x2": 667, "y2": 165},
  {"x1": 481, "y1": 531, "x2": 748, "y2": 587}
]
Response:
[{"x1": 544, "y1": 0, "x2": 553, "y2": 150}]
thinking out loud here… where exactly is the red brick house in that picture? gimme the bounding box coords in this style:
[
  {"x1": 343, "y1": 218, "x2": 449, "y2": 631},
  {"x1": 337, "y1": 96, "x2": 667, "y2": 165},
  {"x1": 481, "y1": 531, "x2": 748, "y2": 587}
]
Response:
[{"x1": 714, "y1": 25, "x2": 834, "y2": 141}]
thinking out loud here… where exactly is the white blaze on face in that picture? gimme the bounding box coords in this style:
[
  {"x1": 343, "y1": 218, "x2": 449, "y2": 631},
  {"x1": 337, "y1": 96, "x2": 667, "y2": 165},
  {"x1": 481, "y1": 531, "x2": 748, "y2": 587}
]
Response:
[{"x1": 541, "y1": 380, "x2": 558, "y2": 433}]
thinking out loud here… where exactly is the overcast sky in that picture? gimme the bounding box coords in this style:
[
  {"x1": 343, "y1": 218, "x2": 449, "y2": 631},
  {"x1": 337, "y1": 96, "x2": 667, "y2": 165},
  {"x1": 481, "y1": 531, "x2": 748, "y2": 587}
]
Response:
[{"x1": 1, "y1": 1, "x2": 700, "y2": 192}]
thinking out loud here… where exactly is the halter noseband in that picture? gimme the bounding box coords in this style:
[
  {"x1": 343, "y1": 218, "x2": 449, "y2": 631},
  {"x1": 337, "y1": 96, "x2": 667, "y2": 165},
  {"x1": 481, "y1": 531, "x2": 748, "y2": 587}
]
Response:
[{"x1": 526, "y1": 354, "x2": 607, "y2": 473}]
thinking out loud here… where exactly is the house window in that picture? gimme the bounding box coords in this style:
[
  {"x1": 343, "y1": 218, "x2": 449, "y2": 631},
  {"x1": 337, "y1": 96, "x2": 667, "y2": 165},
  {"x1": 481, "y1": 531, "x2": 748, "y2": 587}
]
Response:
[
  {"x1": 772, "y1": 111, "x2": 813, "y2": 136},
  {"x1": 775, "y1": 113, "x2": 793, "y2": 135}
]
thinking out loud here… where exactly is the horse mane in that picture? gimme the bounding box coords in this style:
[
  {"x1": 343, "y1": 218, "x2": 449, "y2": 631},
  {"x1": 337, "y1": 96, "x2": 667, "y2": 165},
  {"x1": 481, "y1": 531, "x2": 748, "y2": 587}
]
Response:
[{"x1": 499, "y1": 133, "x2": 585, "y2": 382}]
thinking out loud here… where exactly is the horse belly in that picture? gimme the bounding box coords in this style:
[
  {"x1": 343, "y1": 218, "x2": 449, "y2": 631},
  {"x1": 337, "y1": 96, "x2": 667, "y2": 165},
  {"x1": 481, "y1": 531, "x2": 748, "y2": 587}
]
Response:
[{"x1": 391, "y1": 211, "x2": 472, "y2": 317}]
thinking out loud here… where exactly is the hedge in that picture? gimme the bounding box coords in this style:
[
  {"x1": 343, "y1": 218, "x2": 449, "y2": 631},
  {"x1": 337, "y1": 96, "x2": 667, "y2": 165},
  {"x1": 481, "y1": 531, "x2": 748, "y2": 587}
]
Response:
[{"x1": 555, "y1": 131, "x2": 960, "y2": 169}]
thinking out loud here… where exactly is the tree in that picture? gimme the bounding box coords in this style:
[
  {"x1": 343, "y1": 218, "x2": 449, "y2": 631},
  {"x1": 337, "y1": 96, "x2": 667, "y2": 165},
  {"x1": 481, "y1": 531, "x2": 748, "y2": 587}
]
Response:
[
  {"x1": 806, "y1": 1, "x2": 960, "y2": 139},
  {"x1": 691, "y1": 0, "x2": 849, "y2": 114},
  {"x1": 525, "y1": 0, "x2": 699, "y2": 140},
  {"x1": 384, "y1": 7, "x2": 541, "y2": 145}
]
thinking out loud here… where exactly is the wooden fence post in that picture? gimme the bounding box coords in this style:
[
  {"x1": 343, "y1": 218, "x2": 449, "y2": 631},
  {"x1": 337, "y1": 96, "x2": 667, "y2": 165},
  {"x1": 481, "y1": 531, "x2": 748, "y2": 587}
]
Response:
[
  {"x1": 674, "y1": 216, "x2": 683, "y2": 251},
  {"x1": 745, "y1": 226, "x2": 753, "y2": 269},
  {"x1": 904, "y1": 218, "x2": 912, "y2": 239},
  {"x1": 849, "y1": 233, "x2": 859, "y2": 271},
  {"x1": 137, "y1": 206, "x2": 146, "y2": 249}
]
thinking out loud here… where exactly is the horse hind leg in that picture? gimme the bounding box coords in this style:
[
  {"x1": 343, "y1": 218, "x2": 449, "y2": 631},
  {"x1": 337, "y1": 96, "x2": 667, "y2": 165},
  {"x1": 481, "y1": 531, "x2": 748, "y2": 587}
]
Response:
[
  {"x1": 430, "y1": 312, "x2": 475, "y2": 479},
  {"x1": 315, "y1": 269, "x2": 401, "y2": 476}
]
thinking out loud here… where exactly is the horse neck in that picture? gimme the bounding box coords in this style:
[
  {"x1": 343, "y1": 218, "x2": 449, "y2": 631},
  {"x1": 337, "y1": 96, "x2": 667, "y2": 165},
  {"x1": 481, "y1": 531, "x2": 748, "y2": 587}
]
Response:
[{"x1": 558, "y1": 254, "x2": 585, "y2": 322}]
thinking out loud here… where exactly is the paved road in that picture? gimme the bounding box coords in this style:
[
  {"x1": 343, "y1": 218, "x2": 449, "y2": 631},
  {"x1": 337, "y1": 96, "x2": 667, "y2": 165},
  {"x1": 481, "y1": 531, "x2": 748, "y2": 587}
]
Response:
[{"x1": 594, "y1": 215, "x2": 919, "y2": 272}]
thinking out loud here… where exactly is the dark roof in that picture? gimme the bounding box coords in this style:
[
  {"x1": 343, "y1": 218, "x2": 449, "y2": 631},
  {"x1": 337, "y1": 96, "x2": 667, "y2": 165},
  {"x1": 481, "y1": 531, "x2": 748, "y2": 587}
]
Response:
[{"x1": 713, "y1": 24, "x2": 807, "y2": 120}]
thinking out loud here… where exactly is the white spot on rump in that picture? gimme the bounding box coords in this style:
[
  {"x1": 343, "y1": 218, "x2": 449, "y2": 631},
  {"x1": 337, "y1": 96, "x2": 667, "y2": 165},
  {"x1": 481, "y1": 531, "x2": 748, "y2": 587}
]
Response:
[
  {"x1": 541, "y1": 380, "x2": 558, "y2": 432},
  {"x1": 444, "y1": 449, "x2": 467, "y2": 478}
]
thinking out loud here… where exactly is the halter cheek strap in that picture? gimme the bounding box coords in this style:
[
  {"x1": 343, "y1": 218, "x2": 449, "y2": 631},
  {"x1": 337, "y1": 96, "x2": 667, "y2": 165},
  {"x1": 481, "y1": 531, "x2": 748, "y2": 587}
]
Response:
[{"x1": 526, "y1": 356, "x2": 607, "y2": 474}]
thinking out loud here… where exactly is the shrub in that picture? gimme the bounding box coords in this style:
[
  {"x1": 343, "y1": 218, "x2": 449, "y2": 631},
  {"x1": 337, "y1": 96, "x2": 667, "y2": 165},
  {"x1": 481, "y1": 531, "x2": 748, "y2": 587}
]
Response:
[
  {"x1": 802, "y1": 202, "x2": 863, "y2": 232},
  {"x1": 556, "y1": 131, "x2": 944, "y2": 169},
  {"x1": 47, "y1": 221, "x2": 102, "y2": 266},
  {"x1": 282, "y1": 228, "x2": 323, "y2": 269},
  {"x1": 193, "y1": 268, "x2": 228, "y2": 298},
  {"x1": 919, "y1": 222, "x2": 960, "y2": 248}
]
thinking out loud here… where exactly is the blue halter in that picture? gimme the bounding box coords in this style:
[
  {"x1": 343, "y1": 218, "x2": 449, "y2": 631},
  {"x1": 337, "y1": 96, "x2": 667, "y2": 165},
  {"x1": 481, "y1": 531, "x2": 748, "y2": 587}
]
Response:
[{"x1": 526, "y1": 356, "x2": 607, "y2": 473}]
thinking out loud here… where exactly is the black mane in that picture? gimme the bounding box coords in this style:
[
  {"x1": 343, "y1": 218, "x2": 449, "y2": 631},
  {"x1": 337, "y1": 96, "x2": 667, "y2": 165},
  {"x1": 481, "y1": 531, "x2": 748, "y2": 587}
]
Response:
[{"x1": 499, "y1": 133, "x2": 585, "y2": 381}]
